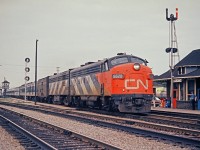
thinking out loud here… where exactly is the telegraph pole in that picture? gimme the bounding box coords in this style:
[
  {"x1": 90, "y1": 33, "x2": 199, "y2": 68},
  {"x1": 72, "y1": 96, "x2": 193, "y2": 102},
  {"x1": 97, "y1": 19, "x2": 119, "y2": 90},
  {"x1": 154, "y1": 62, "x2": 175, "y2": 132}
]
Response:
[
  {"x1": 165, "y1": 8, "x2": 179, "y2": 108},
  {"x1": 35, "y1": 39, "x2": 38, "y2": 105}
]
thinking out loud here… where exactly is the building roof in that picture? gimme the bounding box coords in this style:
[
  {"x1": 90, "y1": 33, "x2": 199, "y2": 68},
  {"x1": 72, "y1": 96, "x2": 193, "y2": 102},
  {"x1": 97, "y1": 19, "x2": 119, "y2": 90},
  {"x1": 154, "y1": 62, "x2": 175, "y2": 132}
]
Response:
[
  {"x1": 175, "y1": 49, "x2": 200, "y2": 67},
  {"x1": 154, "y1": 49, "x2": 200, "y2": 81},
  {"x1": 2, "y1": 80, "x2": 9, "y2": 84}
]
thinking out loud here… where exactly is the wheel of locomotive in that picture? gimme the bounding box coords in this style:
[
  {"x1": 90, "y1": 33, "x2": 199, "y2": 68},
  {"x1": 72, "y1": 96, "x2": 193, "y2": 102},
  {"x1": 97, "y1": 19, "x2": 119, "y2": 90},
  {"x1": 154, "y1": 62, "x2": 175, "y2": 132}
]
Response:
[
  {"x1": 37, "y1": 97, "x2": 40, "y2": 102},
  {"x1": 109, "y1": 99, "x2": 119, "y2": 112},
  {"x1": 47, "y1": 96, "x2": 53, "y2": 104},
  {"x1": 75, "y1": 97, "x2": 81, "y2": 107},
  {"x1": 63, "y1": 97, "x2": 72, "y2": 106},
  {"x1": 80, "y1": 100, "x2": 87, "y2": 108},
  {"x1": 96, "y1": 97, "x2": 102, "y2": 109},
  {"x1": 43, "y1": 97, "x2": 47, "y2": 103},
  {"x1": 60, "y1": 96, "x2": 65, "y2": 105},
  {"x1": 101, "y1": 97, "x2": 110, "y2": 111}
]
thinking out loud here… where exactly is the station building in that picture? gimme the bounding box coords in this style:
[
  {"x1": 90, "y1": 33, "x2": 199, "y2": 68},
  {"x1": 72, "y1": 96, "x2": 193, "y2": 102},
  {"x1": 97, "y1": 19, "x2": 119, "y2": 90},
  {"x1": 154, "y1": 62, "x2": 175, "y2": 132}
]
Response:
[{"x1": 154, "y1": 49, "x2": 200, "y2": 103}]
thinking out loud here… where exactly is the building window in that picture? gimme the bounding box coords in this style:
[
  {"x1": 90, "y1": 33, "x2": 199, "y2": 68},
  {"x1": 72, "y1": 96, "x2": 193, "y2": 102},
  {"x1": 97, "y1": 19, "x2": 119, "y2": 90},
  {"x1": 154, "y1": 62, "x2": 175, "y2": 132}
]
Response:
[
  {"x1": 178, "y1": 67, "x2": 186, "y2": 75},
  {"x1": 182, "y1": 67, "x2": 185, "y2": 74},
  {"x1": 187, "y1": 79, "x2": 194, "y2": 100},
  {"x1": 180, "y1": 82, "x2": 183, "y2": 100}
]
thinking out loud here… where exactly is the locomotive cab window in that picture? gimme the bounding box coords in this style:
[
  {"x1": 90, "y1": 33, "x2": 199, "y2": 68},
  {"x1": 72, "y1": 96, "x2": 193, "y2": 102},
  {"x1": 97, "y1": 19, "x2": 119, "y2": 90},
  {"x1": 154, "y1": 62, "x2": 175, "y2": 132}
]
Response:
[
  {"x1": 110, "y1": 57, "x2": 128, "y2": 66},
  {"x1": 101, "y1": 61, "x2": 109, "y2": 72},
  {"x1": 130, "y1": 57, "x2": 146, "y2": 66},
  {"x1": 105, "y1": 62, "x2": 109, "y2": 71}
]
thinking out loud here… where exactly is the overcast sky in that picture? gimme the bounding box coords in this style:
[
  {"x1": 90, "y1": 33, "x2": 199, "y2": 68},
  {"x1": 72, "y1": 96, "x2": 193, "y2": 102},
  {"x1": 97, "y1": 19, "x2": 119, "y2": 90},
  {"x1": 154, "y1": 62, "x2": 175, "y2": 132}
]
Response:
[{"x1": 0, "y1": 0, "x2": 200, "y2": 88}]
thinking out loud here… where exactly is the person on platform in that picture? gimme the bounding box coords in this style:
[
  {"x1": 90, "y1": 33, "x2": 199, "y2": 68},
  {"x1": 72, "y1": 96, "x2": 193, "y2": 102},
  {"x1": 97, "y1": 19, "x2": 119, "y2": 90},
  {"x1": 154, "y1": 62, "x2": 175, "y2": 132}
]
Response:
[{"x1": 190, "y1": 91, "x2": 196, "y2": 110}]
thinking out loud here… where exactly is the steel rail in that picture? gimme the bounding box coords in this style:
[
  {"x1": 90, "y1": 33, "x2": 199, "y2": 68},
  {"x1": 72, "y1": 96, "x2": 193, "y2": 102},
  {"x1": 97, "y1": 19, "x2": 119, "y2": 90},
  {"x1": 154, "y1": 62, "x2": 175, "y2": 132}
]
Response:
[
  {"x1": 8, "y1": 102, "x2": 200, "y2": 135},
  {"x1": 1, "y1": 101, "x2": 200, "y2": 132},
  {"x1": 151, "y1": 110, "x2": 200, "y2": 120},
  {"x1": 0, "y1": 108, "x2": 120, "y2": 150},
  {"x1": 0, "y1": 115, "x2": 57, "y2": 150},
  {"x1": 1, "y1": 101, "x2": 200, "y2": 148}
]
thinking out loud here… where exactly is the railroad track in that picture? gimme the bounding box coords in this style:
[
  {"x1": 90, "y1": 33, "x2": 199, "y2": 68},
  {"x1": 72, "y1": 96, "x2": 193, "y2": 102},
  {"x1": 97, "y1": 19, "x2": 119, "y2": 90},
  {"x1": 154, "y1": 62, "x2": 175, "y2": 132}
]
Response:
[
  {"x1": 150, "y1": 109, "x2": 200, "y2": 121},
  {"x1": 0, "y1": 101, "x2": 200, "y2": 149},
  {"x1": 0, "y1": 108, "x2": 119, "y2": 150},
  {"x1": 136, "y1": 113, "x2": 200, "y2": 130},
  {"x1": 0, "y1": 114, "x2": 56, "y2": 149},
  {"x1": 77, "y1": 107, "x2": 200, "y2": 131},
  {"x1": 4, "y1": 101, "x2": 199, "y2": 131}
]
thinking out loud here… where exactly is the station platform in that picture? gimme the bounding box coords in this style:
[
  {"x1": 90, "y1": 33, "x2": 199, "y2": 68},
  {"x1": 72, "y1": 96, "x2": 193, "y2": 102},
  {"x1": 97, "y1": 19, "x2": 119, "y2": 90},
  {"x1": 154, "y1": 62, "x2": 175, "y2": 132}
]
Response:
[{"x1": 151, "y1": 106, "x2": 200, "y2": 115}]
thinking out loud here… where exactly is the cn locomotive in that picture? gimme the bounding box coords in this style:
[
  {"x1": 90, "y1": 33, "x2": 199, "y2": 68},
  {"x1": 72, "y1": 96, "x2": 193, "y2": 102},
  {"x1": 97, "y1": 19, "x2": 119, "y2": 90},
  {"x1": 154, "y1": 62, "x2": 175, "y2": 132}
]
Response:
[{"x1": 7, "y1": 53, "x2": 153, "y2": 113}]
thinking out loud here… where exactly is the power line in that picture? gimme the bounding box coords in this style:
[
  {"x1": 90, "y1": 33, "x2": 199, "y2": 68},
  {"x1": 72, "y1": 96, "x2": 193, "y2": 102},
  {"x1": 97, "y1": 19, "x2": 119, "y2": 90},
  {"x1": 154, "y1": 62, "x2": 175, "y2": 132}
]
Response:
[{"x1": 0, "y1": 63, "x2": 61, "y2": 68}]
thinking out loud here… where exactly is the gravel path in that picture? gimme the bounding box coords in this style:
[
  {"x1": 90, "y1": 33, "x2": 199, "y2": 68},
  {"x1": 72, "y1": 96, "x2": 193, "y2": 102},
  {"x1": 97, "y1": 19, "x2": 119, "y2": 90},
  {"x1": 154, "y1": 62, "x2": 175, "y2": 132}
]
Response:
[
  {"x1": 0, "y1": 126, "x2": 24, "y2": 150},
  {"x1": 0, "y1": 104, "x2": 196, "y2": 150}
]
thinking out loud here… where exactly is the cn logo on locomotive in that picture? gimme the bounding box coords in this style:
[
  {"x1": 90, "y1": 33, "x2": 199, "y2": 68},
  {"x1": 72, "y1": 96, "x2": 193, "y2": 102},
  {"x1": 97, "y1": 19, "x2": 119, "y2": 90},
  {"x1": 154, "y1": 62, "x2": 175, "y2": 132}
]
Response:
[{"x1": 124, "y1": 79, "x2": 148, "y2": 90}]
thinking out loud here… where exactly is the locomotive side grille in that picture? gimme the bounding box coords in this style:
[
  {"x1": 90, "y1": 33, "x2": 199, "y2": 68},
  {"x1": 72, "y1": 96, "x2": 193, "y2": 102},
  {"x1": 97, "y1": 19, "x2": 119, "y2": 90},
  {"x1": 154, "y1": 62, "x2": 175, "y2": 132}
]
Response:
[
  {"x1": 49, "y1": 80, "x2": 68, "y2": 95},
  {"x1": 71, "y1": 78, "x2": 81, "y2": 95},
  {"x1": 71, "y1": 74, "x2": 100, "y2": 96},
  {"x1": 78, "y1": 77, "x2": 89, "y2": 95},
  {"x1": 85, "y1": 75, "x2": 99, "y2": 95}
]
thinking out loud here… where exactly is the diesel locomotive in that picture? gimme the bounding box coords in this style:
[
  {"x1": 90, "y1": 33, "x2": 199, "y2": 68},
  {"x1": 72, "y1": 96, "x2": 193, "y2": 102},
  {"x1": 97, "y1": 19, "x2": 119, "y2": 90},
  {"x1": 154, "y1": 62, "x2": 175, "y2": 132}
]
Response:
[{"x1": 7, "y1": 53, "x2": 153, "y2": 113}]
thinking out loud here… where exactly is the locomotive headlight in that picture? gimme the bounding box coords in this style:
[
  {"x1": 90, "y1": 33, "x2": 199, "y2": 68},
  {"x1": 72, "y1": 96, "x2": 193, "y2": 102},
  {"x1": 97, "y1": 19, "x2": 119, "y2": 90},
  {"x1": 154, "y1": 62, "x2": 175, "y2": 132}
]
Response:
[
  {"x1": 133, "y1": 63, "x2": 140, "y2": 71},
  {"x1": 112, "y1": 74, "x2": 124, "y2": 79}
]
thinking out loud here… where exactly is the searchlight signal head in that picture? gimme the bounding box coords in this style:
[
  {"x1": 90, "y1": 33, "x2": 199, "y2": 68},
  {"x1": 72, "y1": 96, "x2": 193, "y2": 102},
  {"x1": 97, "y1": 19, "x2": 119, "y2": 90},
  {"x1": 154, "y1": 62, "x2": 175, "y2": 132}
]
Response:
[
  {"x1": 166, "y1": 8, "x2": 178, "y2": 21},
  {"x1": 176, "y1": 8, "x2": 178, "y2": 20}
]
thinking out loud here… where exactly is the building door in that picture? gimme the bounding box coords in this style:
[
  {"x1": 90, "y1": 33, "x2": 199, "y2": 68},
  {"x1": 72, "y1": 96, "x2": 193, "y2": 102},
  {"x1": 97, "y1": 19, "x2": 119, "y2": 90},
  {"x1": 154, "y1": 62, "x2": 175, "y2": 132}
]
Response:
[
  {"x1": 172, "y1": 89, "x2": 178, "y2": 108},
  {"x1": 173, "y1": 89, "x2": 179, "y2": 100},
  {"x1": 197, "y1": 88, "x2": 200, "y2": 100}
]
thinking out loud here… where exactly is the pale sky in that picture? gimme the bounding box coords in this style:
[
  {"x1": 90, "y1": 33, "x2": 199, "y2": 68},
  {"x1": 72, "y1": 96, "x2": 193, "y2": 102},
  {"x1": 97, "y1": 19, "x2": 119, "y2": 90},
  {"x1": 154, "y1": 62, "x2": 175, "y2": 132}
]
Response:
[{"x1": 0, "y1": 0, "x2": 200, "y2": 88}]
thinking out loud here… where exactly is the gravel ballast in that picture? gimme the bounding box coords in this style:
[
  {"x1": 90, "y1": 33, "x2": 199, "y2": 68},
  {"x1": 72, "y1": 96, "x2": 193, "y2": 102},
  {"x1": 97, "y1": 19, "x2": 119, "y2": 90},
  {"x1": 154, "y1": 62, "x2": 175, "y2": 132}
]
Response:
[
  {"x1": 0, "y1": 126, "x2": 25, "y2": 150},
  {"x1": 0, "y1": 103, "x2": 196, "y2": 150}
]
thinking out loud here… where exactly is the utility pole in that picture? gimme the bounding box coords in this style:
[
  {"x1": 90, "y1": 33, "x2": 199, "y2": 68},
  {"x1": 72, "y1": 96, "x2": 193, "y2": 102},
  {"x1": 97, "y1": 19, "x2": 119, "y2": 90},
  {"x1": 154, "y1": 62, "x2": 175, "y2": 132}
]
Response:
[
  {"x1": 165, "y1": 8, "x2": 179, "y2": 108},
  {"x1": 35, "y1": 39, "x2": 38, "y2": 105}
]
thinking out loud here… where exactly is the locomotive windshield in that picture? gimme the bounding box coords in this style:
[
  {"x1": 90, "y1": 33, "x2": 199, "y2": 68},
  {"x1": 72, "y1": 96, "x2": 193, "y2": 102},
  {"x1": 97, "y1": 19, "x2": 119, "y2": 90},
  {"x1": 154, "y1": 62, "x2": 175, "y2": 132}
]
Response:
[
  {"x1": 110, "y1": 57, "x2": 129, "y2": 66},
  {"x1": 109, "y1": 56, "x2": 147, "y2": 68},
  {"x1": 130, "y1": 57, "x2": 147, "y2": 66}
]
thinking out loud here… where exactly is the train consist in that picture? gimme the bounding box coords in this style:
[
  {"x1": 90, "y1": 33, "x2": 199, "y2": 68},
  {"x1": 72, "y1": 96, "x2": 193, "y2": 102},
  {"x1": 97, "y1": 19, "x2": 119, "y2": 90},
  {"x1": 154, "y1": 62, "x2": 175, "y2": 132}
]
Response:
[{"x1": 7, "y1": 53, "x2": 153, "y2": 113}]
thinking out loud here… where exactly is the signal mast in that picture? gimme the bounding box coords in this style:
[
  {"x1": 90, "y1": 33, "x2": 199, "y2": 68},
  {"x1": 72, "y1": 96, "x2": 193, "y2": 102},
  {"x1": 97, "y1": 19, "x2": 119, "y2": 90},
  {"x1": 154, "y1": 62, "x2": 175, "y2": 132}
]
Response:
[{"x1": 165, "y1": 8, "x2": 180, "y2": 108}]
